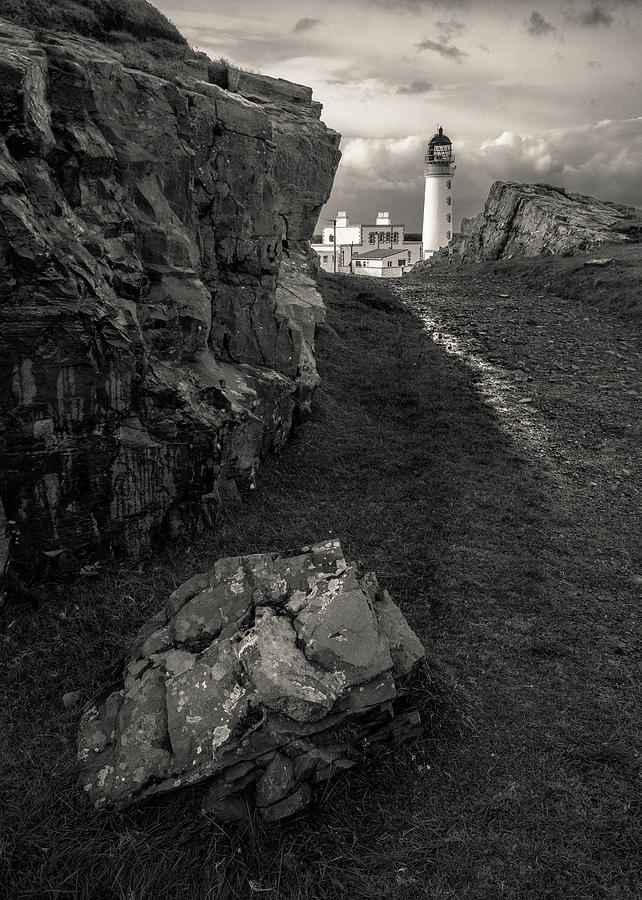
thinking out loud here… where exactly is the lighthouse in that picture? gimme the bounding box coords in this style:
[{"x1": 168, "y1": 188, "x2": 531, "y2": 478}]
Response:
[{"x1": 421, "y1": 126, "x2": 455, "y2": 259}]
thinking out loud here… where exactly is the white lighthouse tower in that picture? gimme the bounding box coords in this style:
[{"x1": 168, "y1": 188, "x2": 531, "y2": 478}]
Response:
[{"x1": 421, "y1": 126, "x2": 455, "y2": 259}]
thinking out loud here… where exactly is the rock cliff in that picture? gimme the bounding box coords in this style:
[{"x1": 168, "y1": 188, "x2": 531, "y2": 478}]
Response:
[
  {"x1": 438, "y1": 181, "x2": 642, "y2": 263},
  {"x1": 0, "y1": 18, "x2": 340, "y2": 575}
]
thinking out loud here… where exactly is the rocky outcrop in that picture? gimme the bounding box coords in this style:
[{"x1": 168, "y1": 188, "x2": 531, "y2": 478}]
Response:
[
  {"x1": 0, "y1": 19, "x2": 340, "y2": 574},
  {"x1": 437, "y1": 181, "x2": 642, "y2": 263},
  {"x1": 77, "y1": 540, "x2": 425, "y2": 820}
]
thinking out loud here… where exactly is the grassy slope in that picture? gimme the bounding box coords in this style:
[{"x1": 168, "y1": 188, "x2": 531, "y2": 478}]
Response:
[
  {"x1": 0, "y1": 0, "x2": 211, "y2": 81},
  {"x1": 1, "y1": 273, "x2": 640, "y2": 899},
  {"x1": 424, "y1": 243, "x2": 642, "y2": 325},
  {"x1": 0, "y1": 0, "x2": 185, "y2": 44}
]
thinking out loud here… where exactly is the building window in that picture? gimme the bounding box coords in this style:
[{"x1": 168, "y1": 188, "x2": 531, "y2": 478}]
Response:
[
  {"x1": 446, "y1": 196, "x2": 451, "y2": 206},
  {"x1": 355, "y1": 260, "x2": 361, "y2": 267},
  {"x1": 369, "y1": 232, "x2": 375, "y2": 244},
  {"x1": 446, "y1": 180, "x2": 451, "y2": 189},
  {"x1": 379, "y1": 232, "x2": 386, "y2": 242},
  {"x1": 387, "y1": 260, "x2": 393, "y2": 267},
  {"x1": 408, "y1": 251, "x2": 412, "y2": 261},
  {"x1": 446, "y1": 213, "x2": 451, "y2": 222},
  {"x1": 397, "y1": 259, "x2": 404, "y2": 266},
  {"x1": 446, "y1": 231, "x2": 451, "y2": 239},
  {"x1": 393, "y1": 231, "x2": 399, "y2": 243}
]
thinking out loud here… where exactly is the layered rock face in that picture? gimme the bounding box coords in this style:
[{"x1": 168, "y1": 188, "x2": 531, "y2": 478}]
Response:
[
  {"x1": 0, "y1": 20, "x2": 340, "y2": 572},
  {"x1": 77, "y1": 540, "x2": 425, "y2": 820},
  {"x1": 442, "y1": 181, "x2": 642, "y2": 263}
]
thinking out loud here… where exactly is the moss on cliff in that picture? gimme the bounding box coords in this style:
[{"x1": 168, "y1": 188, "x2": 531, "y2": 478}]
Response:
[
  {"x1": 0, "y1": 1, "x2": 219, "y2": 82},
  {"x1": 0, "y1": 0, "x2": 186, "y2": 45}
]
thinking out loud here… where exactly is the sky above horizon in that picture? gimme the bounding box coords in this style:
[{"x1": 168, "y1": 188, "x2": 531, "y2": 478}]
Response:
[{"x1": 156, "y1": 0, "x2": 642, "y2": 231}]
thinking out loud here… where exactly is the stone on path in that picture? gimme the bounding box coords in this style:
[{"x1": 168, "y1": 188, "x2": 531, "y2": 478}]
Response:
[{"x1": 77, "y1": 540, "x2": 425, "y2": 820}]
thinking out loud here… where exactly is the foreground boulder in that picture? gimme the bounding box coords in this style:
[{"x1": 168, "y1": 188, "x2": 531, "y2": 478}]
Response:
[
  {"x1": 436, "y1": 181, "x2": 642, "y2": 264},
  {"x1": 0, "y1": 18, "x2": 340, "y2": 575},
  {"x1": 78, "y1": 540, "x2": 425, "y2": 820}
]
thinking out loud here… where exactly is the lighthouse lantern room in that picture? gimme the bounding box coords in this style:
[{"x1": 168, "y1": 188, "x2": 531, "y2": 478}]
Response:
[{"x1": 421, "y1": 126, "x2": 455, "y2": 260}]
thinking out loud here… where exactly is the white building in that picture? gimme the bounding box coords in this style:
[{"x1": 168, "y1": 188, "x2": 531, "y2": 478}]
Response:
[
  {"x1": 312, "y1": 211, "x2": 422, "y2": 277},
  {"x1": 353, "y1": 247, "x2": 410, "y2": 277},
  {"x1": 320, "y1": 211, "x2": 362, "y2": 248},
  {"x1": 422, "y1": 126, "x2": 455, "y2": 259}
]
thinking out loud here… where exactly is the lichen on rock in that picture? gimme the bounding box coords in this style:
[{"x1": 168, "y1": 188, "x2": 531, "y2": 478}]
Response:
[{"x1": 77, "y1": 540, "x2": 426, "y2": 820}]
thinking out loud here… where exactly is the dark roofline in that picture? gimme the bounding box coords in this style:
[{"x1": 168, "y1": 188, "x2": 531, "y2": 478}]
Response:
[{"x1": 354, "y1": 249, "x2": 409, "y2": 259}]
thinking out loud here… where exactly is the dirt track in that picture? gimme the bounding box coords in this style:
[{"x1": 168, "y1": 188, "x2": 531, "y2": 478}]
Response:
[{"x1": 387, "y1": 269, "x2": 642, "y2": 895}]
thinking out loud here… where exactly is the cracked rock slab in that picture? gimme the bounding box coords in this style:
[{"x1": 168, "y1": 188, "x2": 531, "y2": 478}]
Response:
[
  {"x1": 436, "y1": 181, "x2": 642, "y2": 265},
  {"x1": 78, "y1": 540, "x2": 425, "y2": 819}
]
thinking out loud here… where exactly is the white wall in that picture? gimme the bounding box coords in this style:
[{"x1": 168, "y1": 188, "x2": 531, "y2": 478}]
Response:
[
  {"x1": 422, "y1": 172, "x2": 454, "y2": 258},
  {"x1": 311, "y1": 244, "x2": 337, "y2": 273},
  {"x1": 311, "y1": 243, "x2": 355, "y2": 274},
  {"x1": 321, "y1": 224, "x2": 362, "y2": 246},
  {"x1": 353, "y1": 264, "x2": 405, "y2": 279},
  {"x1": 353, "y1": 254, "x2": 408, "y2": 278},
  {"x1": 403, "y1": 241, "x2": 423, "y2": 264}
]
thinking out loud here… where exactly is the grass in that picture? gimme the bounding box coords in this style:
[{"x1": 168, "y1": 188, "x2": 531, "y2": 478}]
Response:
[
  {"x1": 0, "y1": 0, "x2": 208, "y2": 84},
  {"x1": 0, "y1": 1, "x2": 261, "y2": 88},
  {"x1": 1, "y1": 272, "x2": 640, "y2": 898},
  {"x1": 0, "y1": 0, "x2": 186, "y2": 45},
  {"x1": 425, "y1": 243, "x2": 642, "y2": 325}
]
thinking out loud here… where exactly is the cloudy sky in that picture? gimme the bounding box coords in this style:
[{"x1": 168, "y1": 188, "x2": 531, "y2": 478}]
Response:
[{"x1": 156, "y1": 0, "x2": 641, "y2": 231}]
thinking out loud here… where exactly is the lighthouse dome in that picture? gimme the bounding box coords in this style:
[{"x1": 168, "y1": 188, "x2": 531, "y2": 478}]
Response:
[
  {"x1": 428, "y1": 126, "x2": 452, "y2": 146},
  {"x1": 426, "y1": 126, "x2": 454, "y2": 163}
]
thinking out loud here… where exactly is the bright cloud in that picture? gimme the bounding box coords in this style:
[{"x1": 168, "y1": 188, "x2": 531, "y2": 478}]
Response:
[
  {"x1": 474, "y1": 118, "x2": 642, "y2": 194},
  {"x1": 321, "y1": 117, "x2": 642, "y2": 230}
]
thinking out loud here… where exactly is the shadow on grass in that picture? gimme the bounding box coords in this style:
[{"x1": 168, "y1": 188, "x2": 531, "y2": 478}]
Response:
[{"x1": 1, "y1": 273, "x2": 636, "y2": 899}]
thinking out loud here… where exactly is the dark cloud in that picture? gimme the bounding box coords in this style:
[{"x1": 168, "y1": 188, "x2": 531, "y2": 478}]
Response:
[
  {"x1": 526, "y1": 10, "x2": 556, "y2": 36},
  {"x1": 397, "y1": 79, "x2": 434, "y2": 94},
  {"x1": 416, "y1": 38, "x2": 468, "y2": 61},
  {"x1": 371, "y1": 0, "x2": 471, "y2": 8},
  {"x1": 576, "y1": 4, "x2": 614, "y2": 25},
  {"x1": 587, "y1": 59, "x2": 603, "y2": 68},
  {"x1": 293, "y1": 17, "x2": 320, "y2": 33},
  {"x1": 436, "y1": 18, "x2": 465, "y2": 42}
]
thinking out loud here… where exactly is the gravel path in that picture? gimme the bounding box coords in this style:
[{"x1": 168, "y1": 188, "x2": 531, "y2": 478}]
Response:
[{"x1": 387, "y1": 271, "x2": 642, "y2": 897}]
